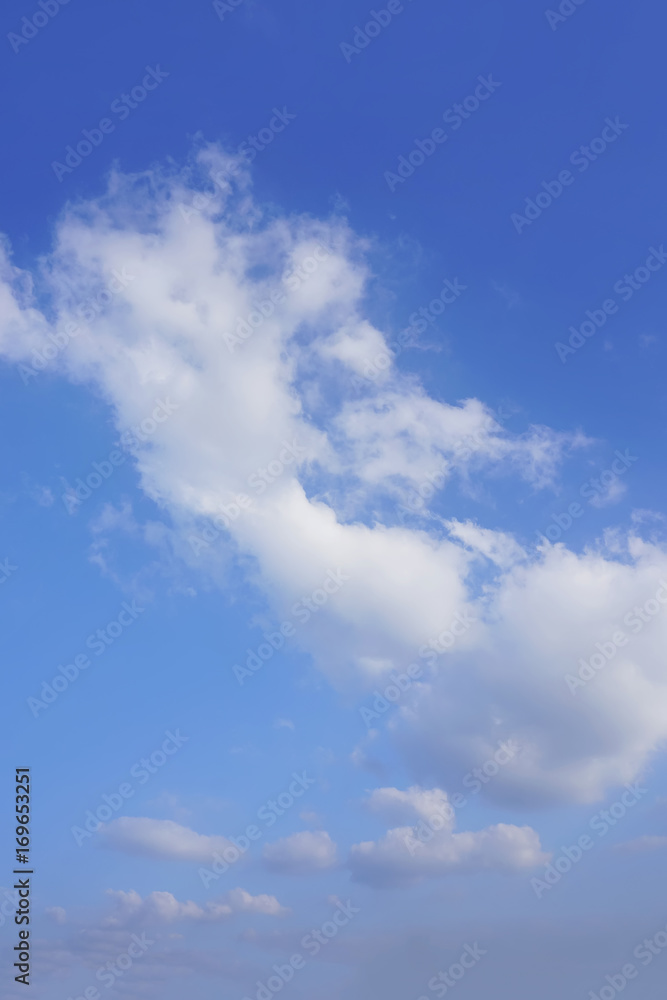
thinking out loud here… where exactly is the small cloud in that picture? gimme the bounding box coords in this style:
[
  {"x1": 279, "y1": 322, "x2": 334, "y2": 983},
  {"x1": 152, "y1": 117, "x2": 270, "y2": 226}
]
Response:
[
  {"x1": 589, "y1": 477, "x2": 627, "y2": 508},
  {"x1": 445, "y1": 519, "x2": 526, "y2": 568},
  {"x1": 631, "y1": 509, "x2": 665, "y2": 525},
  {"x1": 31, "y1": 485, "x2": 54, "y2": 507},
  {"x1": 274, "y1": 718, "x2": 295, "y2": 731},
  {"x1": 103, "y1": 888, "x2": 288, "y2": 926},
  {"x1": 330, "y1": 192, "x2": 350, "y2": 214},
  {"x1": 45, "y1": 906, "x2": 66, "y2": 924},
  {"x1": 365, "y1": 785, "x2": 454, "y2": 825},
  {"x1": 98, "y1": 817, "x2": 235, "y2": 863},
  {"x1": 262, "y1": 831, "x2": 338, "y2": 874},
  {"x1": 90, "y1": 500, "x2": 138, "y2": 536}
]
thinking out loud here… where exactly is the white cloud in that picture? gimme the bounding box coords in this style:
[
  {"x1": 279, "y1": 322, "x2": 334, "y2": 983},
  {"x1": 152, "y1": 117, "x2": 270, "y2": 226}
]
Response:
[
  {"x1": 98, "y1": 817, "x2": 234, "y2": 863},
  {"x1": 349, "y1": 785, "x2": 547, "y2": 887},
  {"x1": 103, "y1": 887, "x2": 288, "y2": 925},
  {"x1": 365, "y1": 785, "x2": 453, "y2": 825},
  {"x1": 393, "y1": 539, "x2": 667, "y2": 805},
  {"x1": 262, "y1": 830, "x2": 339, "y2": 874},
  {"x1": 1, "y1": 147, "x2": 666, "y2": 808},
  {"x1": 444, "y1": 519, "x2": 526, "y2": 569},
  {"x1": 334, "y1": 391, "x2": 584, "y2": 494},
  {"x1": 317, "y1": 319, "x2": 389, "y2": 377},
  {"x1": 589, "y1": 477, "x2": 627, "y2": 508}
]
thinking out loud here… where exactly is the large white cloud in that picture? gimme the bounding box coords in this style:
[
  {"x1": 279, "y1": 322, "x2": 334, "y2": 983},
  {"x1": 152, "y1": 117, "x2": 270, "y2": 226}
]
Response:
[
  {"x1": 2, "y1": 146, "x2": 667, "y2": 807},
  {"x1": 392, "y1": 538, "x2": 667, "y2": 804}
]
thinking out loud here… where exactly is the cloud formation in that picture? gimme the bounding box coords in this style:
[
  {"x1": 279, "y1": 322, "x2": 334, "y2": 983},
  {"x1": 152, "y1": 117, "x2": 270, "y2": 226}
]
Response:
[
  {"x1": 103, "y1": 887, "x2": 288, "y2": 925},
  {"x1": 1, "y1": 146, "x2": 667, "y2": 810},
  {"x1": 349, "y1": 785, "x2": 547, "y2": 887},
  {"x1": 98, "y1": 816, "x2": 234, "y2": 863}
]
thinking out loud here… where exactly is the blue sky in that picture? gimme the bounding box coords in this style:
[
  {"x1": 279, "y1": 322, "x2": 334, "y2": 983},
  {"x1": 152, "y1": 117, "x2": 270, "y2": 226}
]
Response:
[{"x1": 1, "y1": 1, "x2": 667, "y2": 998}]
